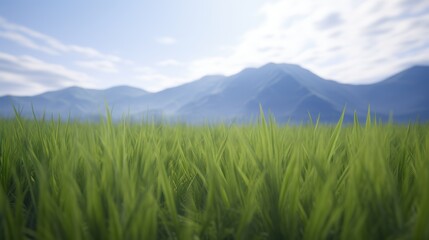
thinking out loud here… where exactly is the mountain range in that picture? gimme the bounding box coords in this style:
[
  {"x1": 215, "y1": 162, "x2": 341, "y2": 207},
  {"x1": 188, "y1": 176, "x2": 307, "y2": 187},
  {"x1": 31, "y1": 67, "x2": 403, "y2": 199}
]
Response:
[{"x1": 1, "y1": 63, "x2": 429, "y2": 123}]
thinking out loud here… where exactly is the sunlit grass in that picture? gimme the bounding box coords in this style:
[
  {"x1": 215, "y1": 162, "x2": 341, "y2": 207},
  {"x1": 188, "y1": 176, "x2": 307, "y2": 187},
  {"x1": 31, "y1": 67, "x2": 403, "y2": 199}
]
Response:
[{"x1": 1, "y1": 112, "x2": 428, "y2": 239}]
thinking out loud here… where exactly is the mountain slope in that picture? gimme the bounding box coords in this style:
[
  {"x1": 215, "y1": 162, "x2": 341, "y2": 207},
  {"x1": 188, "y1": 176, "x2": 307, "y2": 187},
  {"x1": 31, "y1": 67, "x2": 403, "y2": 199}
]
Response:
[
  {"x1": 177, "y1": 63, "x2": 356, "y2": 122},
  {"x1": 354, "y1": 66, "x2": 429, "y2": 117},
  {"x1": 0, "y1": 64, "x2": 428, "y2": 123},
  {"x1": 0, "y1": 86, "x2": 148, "y2": 119},
  {"x1": 124, "y1": 75, "x2": 226, "y2": 117}
]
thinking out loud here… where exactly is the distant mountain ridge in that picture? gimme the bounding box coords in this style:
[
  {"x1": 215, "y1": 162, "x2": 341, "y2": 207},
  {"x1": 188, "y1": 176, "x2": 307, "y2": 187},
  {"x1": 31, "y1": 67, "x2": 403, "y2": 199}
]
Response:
[{"x1": 1, "y1": 63, "x2": 429, "y2": 123}]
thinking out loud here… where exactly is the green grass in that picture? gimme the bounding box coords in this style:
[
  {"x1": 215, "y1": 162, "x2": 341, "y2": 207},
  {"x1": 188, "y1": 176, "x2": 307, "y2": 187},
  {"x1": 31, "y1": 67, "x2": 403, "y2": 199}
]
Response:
[{"x1": 1, "y1": 112, "x2": 428, "y2": 239}]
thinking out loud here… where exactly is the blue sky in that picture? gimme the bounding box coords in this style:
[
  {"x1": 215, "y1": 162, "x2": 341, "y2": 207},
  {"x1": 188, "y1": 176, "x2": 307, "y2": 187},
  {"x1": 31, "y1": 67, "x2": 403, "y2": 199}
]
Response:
[{"x1": 1, "y1": 0, "x2": 429, "y2": 96}]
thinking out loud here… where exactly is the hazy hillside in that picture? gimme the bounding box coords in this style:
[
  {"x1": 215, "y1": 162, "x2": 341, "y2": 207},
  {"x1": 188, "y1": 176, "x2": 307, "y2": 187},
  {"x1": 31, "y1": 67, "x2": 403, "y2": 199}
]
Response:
[{"x1": 1, "y1": 63, "x2": 428, "y2": 123}]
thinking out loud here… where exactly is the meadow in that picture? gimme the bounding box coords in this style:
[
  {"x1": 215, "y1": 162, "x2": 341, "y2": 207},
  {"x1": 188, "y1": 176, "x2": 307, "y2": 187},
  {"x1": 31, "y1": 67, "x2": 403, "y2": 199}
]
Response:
[{"x1": 0, "y1": 112, "x2": 428, "y2": 240}]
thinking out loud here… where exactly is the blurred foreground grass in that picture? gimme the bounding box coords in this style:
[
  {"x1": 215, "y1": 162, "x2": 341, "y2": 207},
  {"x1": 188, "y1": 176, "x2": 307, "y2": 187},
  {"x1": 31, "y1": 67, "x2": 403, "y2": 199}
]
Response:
[{"x1": 1, "y1": 112, "x2": 428, "y2": 239}]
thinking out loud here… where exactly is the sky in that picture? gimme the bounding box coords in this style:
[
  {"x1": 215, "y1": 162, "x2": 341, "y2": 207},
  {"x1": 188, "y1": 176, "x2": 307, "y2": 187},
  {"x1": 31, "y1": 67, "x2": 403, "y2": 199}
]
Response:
[{"x1": 0, "y1": 0, "x2": 429, "y2": 96}]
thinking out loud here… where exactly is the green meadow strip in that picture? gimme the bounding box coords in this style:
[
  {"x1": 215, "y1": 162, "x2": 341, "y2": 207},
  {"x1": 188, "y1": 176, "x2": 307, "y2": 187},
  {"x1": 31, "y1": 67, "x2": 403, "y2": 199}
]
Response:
[{"x1": 0, "y1": 113, "x2": 428, "y2": 240}]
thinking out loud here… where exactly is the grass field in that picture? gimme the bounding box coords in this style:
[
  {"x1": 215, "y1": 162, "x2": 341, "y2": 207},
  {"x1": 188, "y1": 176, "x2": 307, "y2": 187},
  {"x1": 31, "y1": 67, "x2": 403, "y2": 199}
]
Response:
[{"x1": 1, "y1": 112, "x2": 428, "y2": 240}]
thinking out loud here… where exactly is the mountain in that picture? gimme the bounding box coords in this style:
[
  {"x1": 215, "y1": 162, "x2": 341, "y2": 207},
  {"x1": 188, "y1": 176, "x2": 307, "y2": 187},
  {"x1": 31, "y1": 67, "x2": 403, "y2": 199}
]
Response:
[
  {"x1": 1, "y1": 63, "x2": 428, "y2": 123},
  {"x1": 0, "y1": 86, "x2": 148, "y2": 120},
  {"x1": 177, "y1": 63, "x2": 358, "y2": 122},
  {"x1": 124, "y1": 75, "x2": 226, "y2": 116},
  {"x1": 350, "y1": 66, "x2": 429, "y2": 121}
]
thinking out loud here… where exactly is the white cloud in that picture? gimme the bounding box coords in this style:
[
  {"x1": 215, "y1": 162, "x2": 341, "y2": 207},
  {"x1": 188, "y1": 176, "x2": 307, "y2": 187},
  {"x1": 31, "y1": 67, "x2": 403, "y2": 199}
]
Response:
[
  {"x1": 2, "y1": 0, "x2": 429, "y2": 95},
  {"x1": 0, "y1": 71, "x2": 46, "y2": 96},
  {"x1": 0, "y1": 52, "x2": 92, "y2": 83},
  {"x1": 0, "y1": 16, "x2": 136, "y2": 95},
  {"x1": 133, "y1": 66, "x2": 184, "y2": 92},
  {"x1": 76, "y1": 60, "x2": 119, "y2": 73},
  {"x1": 0, "y1": 16, "x2": 126, "y2": 64},
  {"x1": 0, "y1": 17, "x2": 179, "y2": 95},
  {"x1": 157, "y1": 59, "x2": 182, "y2": 67},
  {"x1": 188, "y1": 0, "x2": 429, "y2": 84},
  {"x1": 0, "y1": 31, "x2": 59, "y2": 55},
  {"x1": 156, "y1": 36, "x2": 177, "y2": 45},
  {"x1": 0, "y1": 71, "x2": 31, "y2": 84},
  {"x1": 0, "y1": 51, "x2": 94, "y2": 95}
]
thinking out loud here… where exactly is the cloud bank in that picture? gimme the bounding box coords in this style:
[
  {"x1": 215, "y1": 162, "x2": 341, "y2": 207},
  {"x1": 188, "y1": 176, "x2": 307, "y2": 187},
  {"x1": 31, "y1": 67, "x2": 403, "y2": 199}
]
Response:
[
  {"x1": 0, "y1": 16, "x2": 184, "y2": 95},
  {"x1": 1, "y1": 0, "x2": 429, "y2": 96},
  {"x1": 156, "y1": 37, "x2": 177, "y2": 45},
  {"x1": 188, "y1": 0, "x2": 429, "y2": 84},
  {"x1": 0, "y1": 52, "x2": 93, "y2": 95}
]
